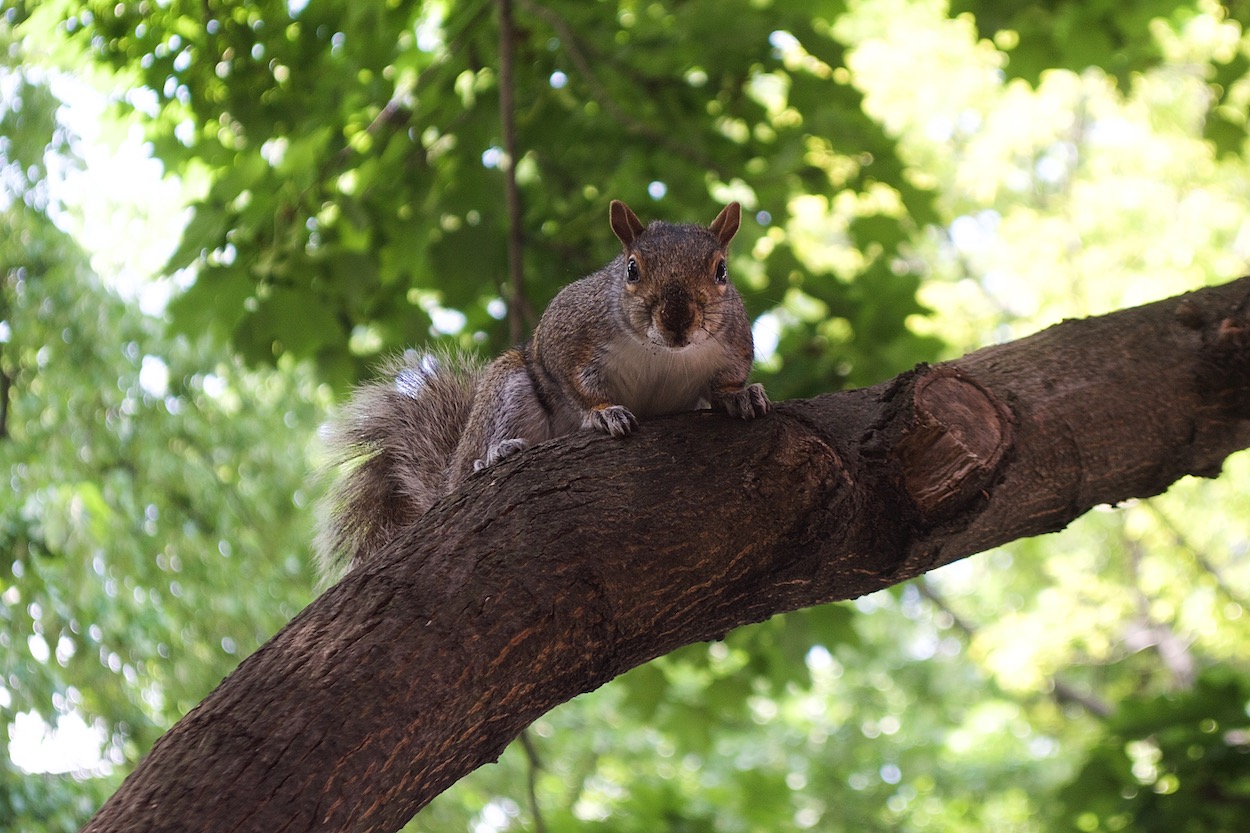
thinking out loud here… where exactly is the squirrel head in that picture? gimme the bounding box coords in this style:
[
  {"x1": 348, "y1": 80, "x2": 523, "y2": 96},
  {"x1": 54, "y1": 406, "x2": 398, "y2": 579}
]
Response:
[{"x1": 609, "y1": 200, "x2": 743, "y2": 349}]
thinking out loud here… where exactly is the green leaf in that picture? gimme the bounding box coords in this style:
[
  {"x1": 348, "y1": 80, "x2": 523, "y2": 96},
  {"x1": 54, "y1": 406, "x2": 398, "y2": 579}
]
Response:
[
  {"x1": 163, "y1": 204, "x2": 227, "y2": 274},
  {"x1": 167, "y1": 265, "x2": 254, "y2": 341},
  {"x1": 250, "y1": 287, "x2": 345, "y2": 358}
]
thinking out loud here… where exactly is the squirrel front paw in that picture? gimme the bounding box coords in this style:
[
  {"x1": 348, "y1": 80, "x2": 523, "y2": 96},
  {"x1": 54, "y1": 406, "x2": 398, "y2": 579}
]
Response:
[
  {"x1": 585, "y1": 404, "x2": 638, "y2": 438},
  {"x1": 713, "y1": 383, "x2": 771, "y2": 419},
  {"x1": 474, "y1": 438, "x2": 530, "y2": 472}
]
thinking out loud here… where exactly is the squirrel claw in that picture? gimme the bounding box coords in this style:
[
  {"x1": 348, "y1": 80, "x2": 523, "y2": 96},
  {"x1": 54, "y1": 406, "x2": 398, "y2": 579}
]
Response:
[
  {"x1": 475, "y1": 438, "x2": 530, "y2": 472},
  {"x1": 587, "y1": 405, "x2": 638, "y2": 438},
  {"x1": 714, "y1": 383, "x2": 771, "y2": 419}
]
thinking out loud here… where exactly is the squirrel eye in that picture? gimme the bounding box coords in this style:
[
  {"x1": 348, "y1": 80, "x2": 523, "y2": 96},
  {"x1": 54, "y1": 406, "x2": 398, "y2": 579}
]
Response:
[
  {"x1": 714, "y1": 259, "x2": 728, "y2": 285},
  {"x1": 626, "y1": 256, "x2": 640, "y2": 283}
]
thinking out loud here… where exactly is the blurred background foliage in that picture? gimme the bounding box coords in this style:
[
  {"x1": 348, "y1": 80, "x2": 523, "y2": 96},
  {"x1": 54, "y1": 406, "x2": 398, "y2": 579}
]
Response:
[{"x1": 1, "y1": 0, "x2": 1249, "y2": 830}]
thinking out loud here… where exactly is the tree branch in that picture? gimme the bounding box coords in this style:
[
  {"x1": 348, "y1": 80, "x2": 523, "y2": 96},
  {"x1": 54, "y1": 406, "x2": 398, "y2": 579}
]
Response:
[
  {"x1": 1145, "y1": 501, "x2": 1250, "y2": 611},
  {"x1": 1, "y1": 274, "x2": 12, "y2": 441},
  {"x1": 518, "y1": 730, "x2": 548, "y2": 833},
  {"x1": 84, "y1": 277, "x2": 1250, "y2": 833},
  {"x1": 0, "y1": 367, "x2": 10, "y2": 440},
  {"x1": 916, "y1": 579, "x2": 1114, "y2": 719},
  {"x1": 1125, "y1": 537, "x2": 1197, "y2": 690},
  {"x1": 497, "y1": 0, "x2": 529, "y2": 344}
]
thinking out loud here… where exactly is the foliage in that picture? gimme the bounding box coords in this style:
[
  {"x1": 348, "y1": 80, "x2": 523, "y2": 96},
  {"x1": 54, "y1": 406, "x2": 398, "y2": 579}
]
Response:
[
  {"x1": 0, "y1": 209, "x2": 323, "y2": 830},
  {"x1": 948, "y1": 0, "x2": 1193, "y2": 86},
  {"x1": 0, "y1": 31, "x2": 322, "y2": 831},
  {"x1": 3, "y1": 0, "x2": 1250, "y2": 832},
  {"x1": 1060, "y1": 669, "x2": 1250, "y2": 831},
  {"x1": 22, "y1": 0, "x2": 940, "y2": 395}
]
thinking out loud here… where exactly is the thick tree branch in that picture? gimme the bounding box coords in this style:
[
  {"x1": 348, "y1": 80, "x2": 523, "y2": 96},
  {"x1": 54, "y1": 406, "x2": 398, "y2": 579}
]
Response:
[{"x1": 85, "y1": 277, "x2": 1250, "y2": 833}]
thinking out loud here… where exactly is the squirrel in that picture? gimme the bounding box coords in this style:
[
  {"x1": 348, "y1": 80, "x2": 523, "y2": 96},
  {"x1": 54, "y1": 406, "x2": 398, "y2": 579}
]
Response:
[{"x1": 316, "y1": 200, "x2": 770, "y2": 575}]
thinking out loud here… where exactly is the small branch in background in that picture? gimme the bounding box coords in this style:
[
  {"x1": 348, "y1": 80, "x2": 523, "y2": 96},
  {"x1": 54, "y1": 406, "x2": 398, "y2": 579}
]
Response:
[
  {"x1": 497, "y1": 0, "x2": 528, "y2": 344},
  {"x1": 916, "y1": 578, "x2": 976, "y2": 639},
  {"x1": 1, "y1": 277, "x2": 10, "y2": 440},
  {"x1": 0, "y1": 273, "x2": 10, "y2": 440},
  {"x1": 518, "y1": 729, "x2": 548, "y2": 833},
  {"x1": 1145, "y1": 502, "x2": 1250, "y2": 612},
  {"x1": 326, "y1": 98, "x2": 412, "y2": 172},
  {"x1": 306, "y1": 1, "x2": 495, "y2": 219},
  {"x1": 1050, "y1": 677, "x2": 1113, "y2": 720},
  {"x1": 0, "y1": 368, "x2": 10, "y2": 440},
  {"x1": 1125, "y1": 538, "x2": 1197, "y2": 691},
  {"x1": 917, "y1": 578, "x2": 1114, "y2": 719}
]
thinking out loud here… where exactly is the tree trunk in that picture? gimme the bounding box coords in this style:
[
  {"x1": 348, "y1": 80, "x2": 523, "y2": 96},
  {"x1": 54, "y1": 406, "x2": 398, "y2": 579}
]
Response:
[{"x1": 84, "y1": 277, "x2": 1250, "y2": 833}]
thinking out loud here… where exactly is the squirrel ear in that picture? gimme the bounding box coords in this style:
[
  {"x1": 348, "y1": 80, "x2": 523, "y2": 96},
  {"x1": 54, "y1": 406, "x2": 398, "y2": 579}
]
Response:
[
  {"x1": 610, "y1": 200, "x2": 645, "y2": 247},
  {"x1": 709, "y1": 202, "x2": 741, "y2": 246}
]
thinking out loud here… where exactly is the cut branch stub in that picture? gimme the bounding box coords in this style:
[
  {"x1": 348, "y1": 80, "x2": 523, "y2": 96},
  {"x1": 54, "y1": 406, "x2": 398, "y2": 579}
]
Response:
[{"x1": 894, "y1": 365, "x2": 1013, "y2": 520}]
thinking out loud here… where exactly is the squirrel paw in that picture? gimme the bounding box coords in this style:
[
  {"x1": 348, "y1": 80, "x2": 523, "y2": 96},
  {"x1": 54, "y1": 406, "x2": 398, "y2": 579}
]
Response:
[
  {"x1": 474, "y1": 438, "x2": 530, "y2": 472},
  {"x1": 714, "y1": 383, "x2": 771, "y2": 419},
  {"x1": 586, "y1": 405, "x2": 638, "y2": 438}
]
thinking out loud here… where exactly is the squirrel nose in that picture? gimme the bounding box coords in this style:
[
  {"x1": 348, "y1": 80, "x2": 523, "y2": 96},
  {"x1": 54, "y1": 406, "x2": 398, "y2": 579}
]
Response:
[{"x1": 657, "y1": 287, "x2": 697, "y2": 345}]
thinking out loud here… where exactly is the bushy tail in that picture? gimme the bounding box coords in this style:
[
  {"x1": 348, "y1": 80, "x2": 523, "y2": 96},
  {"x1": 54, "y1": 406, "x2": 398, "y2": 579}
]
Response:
[{"x1": 315, "y1": 350, "x2": 483, "y2": 578}]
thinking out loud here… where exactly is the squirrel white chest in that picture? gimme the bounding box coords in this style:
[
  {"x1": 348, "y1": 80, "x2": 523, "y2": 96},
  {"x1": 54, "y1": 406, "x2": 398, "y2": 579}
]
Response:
[{"x1": 598, "y1": 333, "x2": 725, "y2": 416}]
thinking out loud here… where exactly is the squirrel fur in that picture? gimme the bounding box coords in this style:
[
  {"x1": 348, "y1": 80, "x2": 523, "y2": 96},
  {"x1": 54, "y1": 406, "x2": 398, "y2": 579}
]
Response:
[{"x1": 316, "y1": 200, "x2": 770, "y2": 575}]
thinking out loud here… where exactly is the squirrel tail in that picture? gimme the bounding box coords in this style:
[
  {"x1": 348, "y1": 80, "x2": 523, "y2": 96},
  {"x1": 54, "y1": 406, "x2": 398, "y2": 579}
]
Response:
[{"x1": 315, "y1": 349, "x2": 483, "y2": 578}]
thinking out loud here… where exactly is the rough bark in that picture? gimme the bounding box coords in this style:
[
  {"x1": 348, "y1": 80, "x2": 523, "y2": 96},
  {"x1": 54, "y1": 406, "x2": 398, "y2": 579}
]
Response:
[{"x1": 85, "y1": 277, "x2": 1250, "y2": 833}]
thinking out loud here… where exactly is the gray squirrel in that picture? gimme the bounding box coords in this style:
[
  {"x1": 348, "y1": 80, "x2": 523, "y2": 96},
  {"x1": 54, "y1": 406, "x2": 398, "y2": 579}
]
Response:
[{"x1": 316, "y1": 200, "x2": 770, "y2": 574}]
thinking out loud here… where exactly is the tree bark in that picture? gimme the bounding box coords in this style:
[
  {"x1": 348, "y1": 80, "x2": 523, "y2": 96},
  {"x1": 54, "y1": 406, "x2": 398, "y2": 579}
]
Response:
[{"x1": 84, "y1": 277, "x2": 1250, "y2": 833}]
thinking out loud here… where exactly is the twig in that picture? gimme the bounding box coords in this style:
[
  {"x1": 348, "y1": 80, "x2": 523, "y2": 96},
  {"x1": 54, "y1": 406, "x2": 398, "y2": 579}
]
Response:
[
  {"x1": 1, "y1": 276, "x2": 11, "y2": 441},
  {"x1": 1126, "y1": 538, "x2": 1197, "y2": 690},
  {"x1": 1050, "y1": 677, "x2": 1113, "y2": 719},
  {"x1": 0, "y1": 368, "x2": 10, "y2": 440},
  {"x1": 917, "y1": 578, "x2": 1113, "y2": 719},
  {"x1": 316, "y1": 0, "x2": 495, "y2": 192},
  {"x1": 1144, "y1": 501, "x2": 1250, "y2": 612},
  {"x1": 518, "y1": 729, "x2": 548, "y2": 833}
]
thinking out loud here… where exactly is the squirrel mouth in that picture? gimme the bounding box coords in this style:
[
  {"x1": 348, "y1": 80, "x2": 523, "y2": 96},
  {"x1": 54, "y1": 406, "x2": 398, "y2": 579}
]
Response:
[{"x1": 648, "y1": 327, "x2": 707, "y2": 350}]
